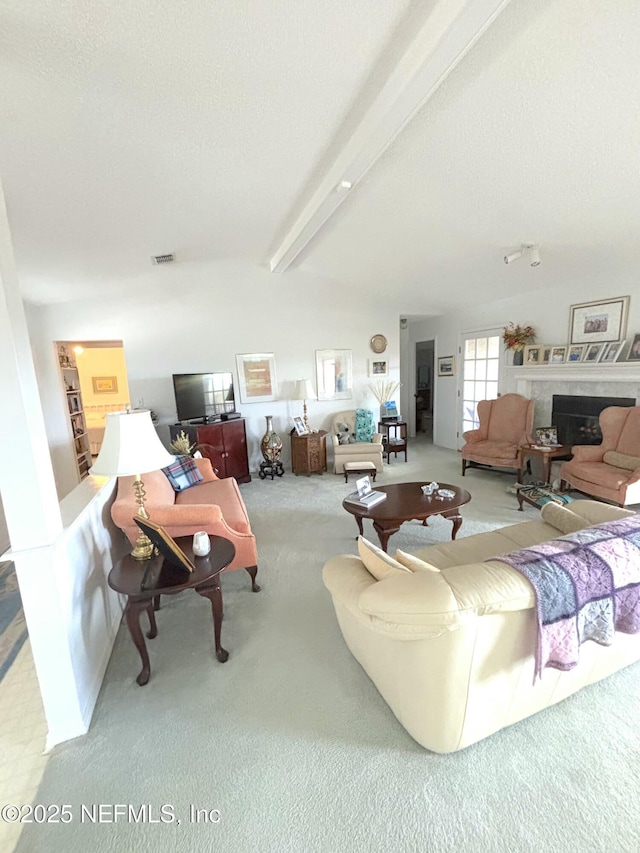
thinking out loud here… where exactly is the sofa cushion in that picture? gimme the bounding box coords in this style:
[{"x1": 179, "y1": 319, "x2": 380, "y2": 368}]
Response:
[
  {"x1": 563, "y1": 460, "x2": 632, "y2": 489},
  {"x1": 162, "y1": 456, "x2": 204, "y2": 491},
  {"x1": 603, "y1": 450, "x2": 640, "y2": 471},
  {"x1": 357, "y1": 536, "x2": 410, "y2": 580},
  {"x1": 395, "y1": 550, "x2": 440, "y2": 573},
  {"x1": 462, "y1": 439, "x2": 518, "y2": 462}
]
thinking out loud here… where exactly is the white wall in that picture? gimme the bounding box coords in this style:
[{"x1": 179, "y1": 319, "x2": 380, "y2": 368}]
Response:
[
  {"x1": 408, "y1": 278, "x2": 640, "y2": 450},
  {"x1": 26, "y1": 260, "x2": 402, "y2": 493}
]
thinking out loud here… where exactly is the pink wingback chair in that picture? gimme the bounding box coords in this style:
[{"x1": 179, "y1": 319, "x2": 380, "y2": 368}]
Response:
[
  {"x1": 560, "y1": 406, "x2": 640, "y2": 506},
  {"x1": 461, "y1": 393, "x2": 534, "y2": 476}
]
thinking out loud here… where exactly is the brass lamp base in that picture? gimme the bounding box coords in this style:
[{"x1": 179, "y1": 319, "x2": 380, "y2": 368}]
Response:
[
  {"x1": 130, "y1": 474, "x2": 157, "y2": 560},
  {"x1": 131, "y1": 531, "x2": 156, "y2": 561}
]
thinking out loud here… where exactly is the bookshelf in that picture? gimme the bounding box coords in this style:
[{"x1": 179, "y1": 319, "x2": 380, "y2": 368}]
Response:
[{"x1": 58, "y1": 345, "x2": 92, "y2": 481}]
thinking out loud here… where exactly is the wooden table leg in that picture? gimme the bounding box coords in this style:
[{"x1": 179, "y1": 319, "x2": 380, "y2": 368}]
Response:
[
  {"x1": 441, "y1": 509, "x2": 464, "y2": 539},
  {"x1": 124, "y1": 598, "x2": 154, "y2": 686},
  {"x1": 354, "y1": 516, "x2": 364, "y2": 537},
  {"x1": 372, "y1": 521, "x2": 399, "y2": 553},
  {"x1": 197, "y1": 579, "x2": 229, "y2": 663}
]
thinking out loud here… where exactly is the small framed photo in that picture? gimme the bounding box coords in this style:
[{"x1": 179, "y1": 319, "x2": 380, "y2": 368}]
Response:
[
  {"x1": 600, "y1": 341, "x2": 625, "y2": 363},
  {"x1": 566, "y1": 344, "x2": 585, "y2": 363},
  {"x1": 524, "y1": 345, "x2": 542, "y2": 365},
  {"x1": 368, "y1": 358, "x2": 388, "y2": 377},
  {"x1": 541, "y1": 345, "x2": 553, "y2": 364},
  {"x1": 583, "y1": 342, "x2": 605, "y2": 363},
  {"x1": 292, "y1": 416, "x2": 308, "y2": 436},
  {"x1": 438, "y1": 355, "x2": 455, "y2": 376},
  {"x1": 550, "y1": 346, "x2": 567, "y2": 363},
  {"x1": 626, "y1": 333, "x2": 640, "y2": 362},
  {"x1": 535, "y1": 426, "x2": 559, "y2": 446}
]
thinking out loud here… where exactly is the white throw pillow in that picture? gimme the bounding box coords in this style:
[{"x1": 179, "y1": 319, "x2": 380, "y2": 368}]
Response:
[
  {"x1": 395, "y1": 549, "x2": 441, "y2": 573},
  {"x1": 357, "y1": 536, "x2": 410, "y2": 581}
]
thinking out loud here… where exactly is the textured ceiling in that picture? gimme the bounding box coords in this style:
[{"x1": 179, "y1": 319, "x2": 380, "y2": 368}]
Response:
[{"x1": 1, "y1": 0, "x2": 640, "y2": 311}]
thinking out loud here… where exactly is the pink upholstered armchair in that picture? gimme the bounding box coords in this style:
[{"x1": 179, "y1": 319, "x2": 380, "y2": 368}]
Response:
[
  {"x1": 560, "y1": 406, "x2": 640, "y2": 506},
  {"x1": 461, "y1": 393, "x2": 534, "y2": 476}
]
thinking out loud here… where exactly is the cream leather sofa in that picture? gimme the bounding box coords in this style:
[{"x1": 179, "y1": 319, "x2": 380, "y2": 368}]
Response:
[{"x1": 323, "y1": 500, "x2": 640, "y2": 753}]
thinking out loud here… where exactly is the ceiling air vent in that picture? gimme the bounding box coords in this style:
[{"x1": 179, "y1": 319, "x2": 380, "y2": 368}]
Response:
[{"x1": 151, "y1": 253, "x2": 175, "y2": 265}]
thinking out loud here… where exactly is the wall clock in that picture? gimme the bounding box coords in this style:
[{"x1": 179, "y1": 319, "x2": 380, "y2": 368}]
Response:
[{"x1": 370, "y1": 334, "x2": 387, "y2": 354}]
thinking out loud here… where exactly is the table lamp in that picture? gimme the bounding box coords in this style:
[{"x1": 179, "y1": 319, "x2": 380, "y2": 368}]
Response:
[
  {"x1": 292, "y1": 379, "x2": 316, "y2": 432},
  {"x1": 91, "y1": 410, "x2": 174, "y2": 560}
]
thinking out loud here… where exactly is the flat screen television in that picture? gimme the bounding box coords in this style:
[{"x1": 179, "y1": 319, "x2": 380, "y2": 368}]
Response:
[{"x1": 172, "y1": 372, "x2": 235, "y2": 422}]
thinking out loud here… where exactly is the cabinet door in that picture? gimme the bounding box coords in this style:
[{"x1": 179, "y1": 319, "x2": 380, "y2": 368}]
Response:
[
  {"x1": 221, "y1": 420, "x2": 250, "y2": 482},
  {"x1": 195, "y1": 424, "x2": 226, "y2": 476}
]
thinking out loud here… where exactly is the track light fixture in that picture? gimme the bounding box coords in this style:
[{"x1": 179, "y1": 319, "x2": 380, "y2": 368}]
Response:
[{"x1": 504, "y1": 244, "x2": 541, "y2": 267}]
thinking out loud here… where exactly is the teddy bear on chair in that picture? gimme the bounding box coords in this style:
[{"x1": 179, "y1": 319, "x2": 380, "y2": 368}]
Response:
[{"x1": 335, "y1": 422, "x2": 355, "y2": 445}]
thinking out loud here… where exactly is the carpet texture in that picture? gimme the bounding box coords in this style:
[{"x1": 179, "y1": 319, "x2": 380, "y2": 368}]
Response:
[
  {"x1": 16, "y1": 440, "x2": 640, "y2": 852},
  {"x1": 0, "y1": 561, "x2": 27, "y2": 684}
]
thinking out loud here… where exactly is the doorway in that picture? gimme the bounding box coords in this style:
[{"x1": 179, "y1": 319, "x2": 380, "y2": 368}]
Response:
[
  {"x1": 55, "y1": 339, "x2": 131, "y2": 465},
  {"x1": 415, "y1": 340, "x2": 434, "y2": 441},
  {"x1": 459, "y1": 330, "x2": 503, "y2": 447}
]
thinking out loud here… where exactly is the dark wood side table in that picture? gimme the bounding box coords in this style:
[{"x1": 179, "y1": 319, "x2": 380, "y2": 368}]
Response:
[
  {"x1": 517, "y1": 444, "x2": 571, "y2": 486},
  {"x1": 108, "y1": 535, "x2": 235, "y2": 686},
  {"x1": 290, "y1": 429, "x2": 327, "y2": 475},
  {"x1": 378, "y1": 421, "x2": 408, "y2": 463}
]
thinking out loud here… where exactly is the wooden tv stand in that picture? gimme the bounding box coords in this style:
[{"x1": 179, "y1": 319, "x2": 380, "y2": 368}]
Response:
[{"x1": 170, "y1": 420, "x2": 251, "y2": 483}]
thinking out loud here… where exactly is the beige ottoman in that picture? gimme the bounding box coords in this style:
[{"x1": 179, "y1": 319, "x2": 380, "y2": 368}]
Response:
[{"x1": 343, "y1": 461, "x2": 377, "y2": 483}]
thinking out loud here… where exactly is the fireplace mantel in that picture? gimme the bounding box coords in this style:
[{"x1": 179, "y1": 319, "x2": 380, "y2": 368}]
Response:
[{"x1": 510, "y1": 363, "x2": 640, "y2": 395}]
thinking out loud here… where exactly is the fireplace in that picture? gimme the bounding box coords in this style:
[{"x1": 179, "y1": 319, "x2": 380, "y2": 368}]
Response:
[{"x1": 552, "y1": 395, "x2": 636, "y2": 446}]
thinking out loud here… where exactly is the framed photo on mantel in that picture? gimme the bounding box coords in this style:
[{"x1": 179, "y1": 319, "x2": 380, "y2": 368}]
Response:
[{"x1": 569, "y1": 296, "x2": 629, "y2": 345}]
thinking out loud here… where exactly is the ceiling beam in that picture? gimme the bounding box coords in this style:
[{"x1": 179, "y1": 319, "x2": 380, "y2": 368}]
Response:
[{"x1": 269, "y1": 0, "x2": 513, "y2": 273}]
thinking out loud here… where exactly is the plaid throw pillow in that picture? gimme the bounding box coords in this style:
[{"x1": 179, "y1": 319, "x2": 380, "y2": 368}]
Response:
[{"x1": 162, "y1": 455, "x2": 204, "y2": 491}]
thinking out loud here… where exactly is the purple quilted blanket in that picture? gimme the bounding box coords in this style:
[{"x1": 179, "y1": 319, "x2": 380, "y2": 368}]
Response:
[{"x1": 494, "y1": 515, "x2": 640, "y2": 680}]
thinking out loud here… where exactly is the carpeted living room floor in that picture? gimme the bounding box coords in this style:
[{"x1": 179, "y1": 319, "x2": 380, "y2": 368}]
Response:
[{"x1": 15, "y1": 437, "x2": 640, "y2": 852}]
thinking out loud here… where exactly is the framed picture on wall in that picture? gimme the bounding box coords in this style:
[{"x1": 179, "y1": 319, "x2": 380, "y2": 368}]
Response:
[
  {"x1": 235, "y1": 353, "x2": 278, "y2": 403},
  {"x1": 437, "y1": 355, "x2": 455, "y2": 376},
  {"x1": 92, "y1": 376, "x2": 118, "y2": 394},
  {"x1": 569, "y1": 296, "x2": 629, "y2": 344},
  {"x1": 315, "y1": 349, "x2": 352, "y2": 400},
  {"x1": 367, "y1": 358, "x2": 388, "y2": 377}
]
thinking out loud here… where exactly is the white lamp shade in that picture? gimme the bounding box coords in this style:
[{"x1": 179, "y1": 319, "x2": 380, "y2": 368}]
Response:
[
  {"x1": 91, "y1": 410, "x2": 174, "y2": 477},
  {"x1": 292, "y1": 379, "x2": 316, "y2": 401}
]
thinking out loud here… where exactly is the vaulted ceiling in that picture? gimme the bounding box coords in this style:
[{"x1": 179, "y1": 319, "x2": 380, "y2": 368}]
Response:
[{"x1": 2, "y1": 1, "x2": 639, "y2": 314}]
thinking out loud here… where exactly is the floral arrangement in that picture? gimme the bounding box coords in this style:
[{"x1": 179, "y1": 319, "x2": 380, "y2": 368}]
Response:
[
  {"x1": 368, "y1": 380, "x2": 401, "y2": 403},
  {"x1": 170, "y1": 430, "x2": 194, "y2": 456},
  {"x1": 502, "y1": 322, "x2": 535, "y2": 351}
]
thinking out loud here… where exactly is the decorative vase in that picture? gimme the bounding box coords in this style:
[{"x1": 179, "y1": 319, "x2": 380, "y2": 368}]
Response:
[
  {"x1": 260, "y1": 415, "x2": 283, "y2": 462},
  {"x1": 512, "y1": 349, "x2": 524, "y2": 366}
]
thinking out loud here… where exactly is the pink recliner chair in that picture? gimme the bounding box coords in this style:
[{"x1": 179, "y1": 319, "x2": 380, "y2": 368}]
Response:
[
  {"x1": 461, "y1": 393, "x2": 534, "y2": 476},
  {"x1": 560, "y1": 406, "x2": 640, "y2": 506}
]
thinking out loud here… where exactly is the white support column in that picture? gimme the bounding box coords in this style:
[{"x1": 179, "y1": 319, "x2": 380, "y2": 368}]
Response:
[{"x1": 0, "y1": 180, "x2": 89, "y2": 746}]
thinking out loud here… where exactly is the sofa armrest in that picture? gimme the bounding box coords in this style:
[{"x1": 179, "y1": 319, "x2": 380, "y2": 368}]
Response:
[
  {"x1": 462, "y1": 428, "x2": 483, "y2": 443},
  {"x1": 193, "y1": 457, "x2": 219, "y2": 482},
  {"x1": 567, "y1": 499, "x2": 635, "y2": 524},
  {"x1": 372, "y1": 433, "x2": 383, "y2": 445},
  {"x1": 569, "y1": 444, "x2": 606, "y2": 462}
]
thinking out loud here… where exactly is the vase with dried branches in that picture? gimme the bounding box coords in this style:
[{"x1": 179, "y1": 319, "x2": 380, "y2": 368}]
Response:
[{"x1": 368, "y1": 380, "x2": 401, "y2": 419}]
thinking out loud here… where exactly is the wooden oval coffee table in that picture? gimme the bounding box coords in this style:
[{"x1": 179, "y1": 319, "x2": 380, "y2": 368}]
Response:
[{"x1": 342, "y1": 482, "x2": 472, "y2": 552}]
